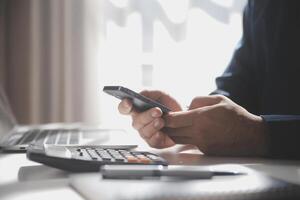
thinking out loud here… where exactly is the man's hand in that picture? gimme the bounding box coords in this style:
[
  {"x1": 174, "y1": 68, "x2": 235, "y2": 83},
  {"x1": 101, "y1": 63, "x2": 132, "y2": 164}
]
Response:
[
  {"x1": 164, "y1": 95, "x2": 269, "y2": 156},
  {"x1": 118, "y1": 90, "x2": 182, "y2": 148}
]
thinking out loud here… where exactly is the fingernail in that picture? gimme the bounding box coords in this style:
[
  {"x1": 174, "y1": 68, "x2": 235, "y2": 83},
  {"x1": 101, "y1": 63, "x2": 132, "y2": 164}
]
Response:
[
  {"x1": 154, "y1": 120, "x2": 161, "y2": 128},
  {"x1": 123, "y1": 102, "x2": 132, "y2": 113},
  {"x1": 151, "y1": 110, "x2": 160, "y2": 117},
  {"x1": 124, "y1": 101, "x2": 130, "y2": 108}
]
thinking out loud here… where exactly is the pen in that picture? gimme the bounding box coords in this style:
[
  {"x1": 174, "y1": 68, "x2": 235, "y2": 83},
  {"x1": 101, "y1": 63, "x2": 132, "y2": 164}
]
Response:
[
  {"x1": 213, "y1": 171, "x2": 245, "y2": 176},
  {"x1": 101, "y1": 165, "x2": 246, "y2": 179},
  {"x1": 159, "y1": 169, "x2": 245, "y2": 179}
]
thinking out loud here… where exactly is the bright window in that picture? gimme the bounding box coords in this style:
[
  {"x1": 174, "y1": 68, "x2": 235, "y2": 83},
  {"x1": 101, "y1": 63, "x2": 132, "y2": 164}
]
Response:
[{"x1": 84, "y1": 0, "x2": 247, "y2": 125}]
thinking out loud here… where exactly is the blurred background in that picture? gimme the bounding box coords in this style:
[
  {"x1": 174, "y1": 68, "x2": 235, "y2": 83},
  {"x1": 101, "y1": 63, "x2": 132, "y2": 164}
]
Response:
[{"x1": 0, "y1": 0, "x2": 246, "y2": 127}]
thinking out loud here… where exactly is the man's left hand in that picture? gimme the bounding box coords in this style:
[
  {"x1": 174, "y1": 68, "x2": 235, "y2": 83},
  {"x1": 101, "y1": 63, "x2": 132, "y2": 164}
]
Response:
[{"x1": 163, "y1": 95, "x2": 269, "y2": 156}]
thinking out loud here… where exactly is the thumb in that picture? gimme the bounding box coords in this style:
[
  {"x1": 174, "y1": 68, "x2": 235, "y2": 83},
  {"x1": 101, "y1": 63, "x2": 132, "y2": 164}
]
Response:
[
  {"x1": 164, "y1": 110, "x2": 195, "y2": 128},
  {"x1": 189, "y1": 95, "x2": 223, "y2": 110}
]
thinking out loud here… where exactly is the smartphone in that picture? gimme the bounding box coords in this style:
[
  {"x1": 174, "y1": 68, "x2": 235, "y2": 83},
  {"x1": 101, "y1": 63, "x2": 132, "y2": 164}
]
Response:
[{"x1": 103, "y1": 86, "x2": 171, "y2": 113}]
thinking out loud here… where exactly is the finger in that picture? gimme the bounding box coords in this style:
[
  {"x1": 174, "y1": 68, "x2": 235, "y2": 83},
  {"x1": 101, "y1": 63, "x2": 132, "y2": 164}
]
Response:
[
  {"x1": 140, "y1": 90, "x2": 182, "y2": 111},
  {"x1": 118, "y1": 99, "x2": 134, "y2": 115},
  {"x1": 189, "y1": 95, "x2": 224, "y2": 110},
  {"x1": 164, "y1": 110, "x2": 195, "y2": 128},
  {"x1": 163, "y1": 126, "x2": 194, "y2": 137},
  {"x1": 131, "y1": 107, "x2": 163, "y2": 130},
  {"x1": 165, "y1": 127, "x2": 205, "y2": 147},
  {"x1": 138, "y1": 118, "x2": 164, "y2": 139},
  {"x1": 170, "y1": 136, "x2": 193, "y2": 144},
  {"x1": 147, "y1": 132, "x2": 175, "y2": 148}
]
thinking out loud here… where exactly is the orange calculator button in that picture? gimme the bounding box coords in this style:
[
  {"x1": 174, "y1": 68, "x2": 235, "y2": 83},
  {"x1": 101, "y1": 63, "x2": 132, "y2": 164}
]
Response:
[
  {"x1": 126, "y1": 156, "x2": 139, "y2": 163},
  {"x1": 136, "y1": 155, "x2": 151, "y2": 164}
]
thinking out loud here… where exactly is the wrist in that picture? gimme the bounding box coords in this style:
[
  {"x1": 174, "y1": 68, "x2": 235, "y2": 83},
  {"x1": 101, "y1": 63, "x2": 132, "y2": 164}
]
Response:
[{"x1": 252, "y1": 115, "x2": 270, "y2": 156}]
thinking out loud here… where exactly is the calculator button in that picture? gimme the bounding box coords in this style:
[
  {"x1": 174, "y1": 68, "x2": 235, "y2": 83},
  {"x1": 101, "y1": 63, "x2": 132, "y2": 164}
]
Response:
[
  {"x1": 119, "y1": 150, "x2": 132, "y2": 157},
  {"x1": 140, "y1": 158, "x2": 151, "y2": 164},
  {"x1": 126, "y1": 156, "x2": 140, "y2": 163},
  {"x1": 107, "y1": 149, "x2": 117, "y2": 154},
  {"x1": 113, "y1": 154, "x2": 125, "y2": 160},
  {"x1": 113, "y1": 155, "x2": 125, "y2": 161},
  {"x1": 99, "y1": 156, "x2": 112, "y2": 161},
  {"x1": 96, "y1": 150, "x2": 112, "y2": 161},
  {"x1": 147, "y1": 154, "x2": 164, "y2": 162},
  {"x1": 102, "y1": 157, "x2": 112, "y2": 161},
  {"x1": 115, "y1": 158, "x2": 125, "y2": 162},
  {"x1": 135, "y1": 155, "x2": 151, "y2": 164},
  {"x1": 86, "y1": 149, "x2": 101, "y2": 160},
  {"x1": 108, "y1": 150, "x2": 120, "y2": 156},
  {"x1": 107, "y1": 150, "x2": 125, "y2": 160}
]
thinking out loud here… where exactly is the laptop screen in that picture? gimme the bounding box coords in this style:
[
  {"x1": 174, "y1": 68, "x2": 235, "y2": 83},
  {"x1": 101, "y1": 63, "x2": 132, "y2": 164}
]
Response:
[{"x1": 0, "y1": 85, "x2": 17, "y2": 138}]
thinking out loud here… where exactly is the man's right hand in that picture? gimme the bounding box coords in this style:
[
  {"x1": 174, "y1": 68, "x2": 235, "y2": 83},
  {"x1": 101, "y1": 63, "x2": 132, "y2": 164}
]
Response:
[{"x1": 118, "y1": 90, "x2": 182, "y2": 148}]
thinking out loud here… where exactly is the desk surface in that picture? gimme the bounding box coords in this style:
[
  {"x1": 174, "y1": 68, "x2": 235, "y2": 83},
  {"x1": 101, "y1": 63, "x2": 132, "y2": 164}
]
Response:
[{"x1": 1, "y1": 129, "x2": 300, "y2": 200}]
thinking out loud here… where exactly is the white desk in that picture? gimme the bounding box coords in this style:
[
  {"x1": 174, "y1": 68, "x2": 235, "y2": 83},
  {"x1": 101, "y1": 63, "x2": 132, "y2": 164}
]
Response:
[{"x1": 1, "y1": 129, "x2": 300, "y2": 200}]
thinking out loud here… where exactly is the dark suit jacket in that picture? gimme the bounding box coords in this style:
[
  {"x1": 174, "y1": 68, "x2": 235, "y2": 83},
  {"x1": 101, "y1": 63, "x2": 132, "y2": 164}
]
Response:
[{"x1": 213, "y1": 0, "x2": 300, "y2": 159}]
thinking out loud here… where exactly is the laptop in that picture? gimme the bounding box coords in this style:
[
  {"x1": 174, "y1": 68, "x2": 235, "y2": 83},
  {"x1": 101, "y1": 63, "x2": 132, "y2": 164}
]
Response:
[{"x1": 0, "y1": 85, "x2": 123, "y2": 152}]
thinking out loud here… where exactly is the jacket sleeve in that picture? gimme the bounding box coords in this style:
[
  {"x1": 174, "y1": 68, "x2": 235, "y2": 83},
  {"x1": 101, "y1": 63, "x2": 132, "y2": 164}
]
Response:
[
  {"x1": 211, "y1": 1, "x2": 262, "y2": 114},
  {"x1": 212, "y1": 1, "x2": 300, "y2": 159},
  {"x1": 261, "y1": 115, "x2": 300, "y2": 159}
]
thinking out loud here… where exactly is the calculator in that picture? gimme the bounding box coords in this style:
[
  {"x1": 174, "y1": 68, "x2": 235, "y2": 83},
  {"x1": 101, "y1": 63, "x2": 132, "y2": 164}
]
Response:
[{"x1": 26, "y1": 144, "x2": 168, "y2": 172}]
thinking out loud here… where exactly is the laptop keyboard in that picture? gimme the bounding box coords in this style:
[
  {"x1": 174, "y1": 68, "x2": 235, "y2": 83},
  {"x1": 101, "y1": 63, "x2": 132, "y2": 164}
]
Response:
[
  {"x1": 19, "y1": 130, "x2": 38, "y2": 145},
  {"x1": 71, "y1": 147, "x2": 167, "y2": 165},
  {"x1": 34, "y1": 130, "x2": 50, "y2": 146},
  {"x1": 15, "y1": 129, "x2": 80, "y2": 145}
]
